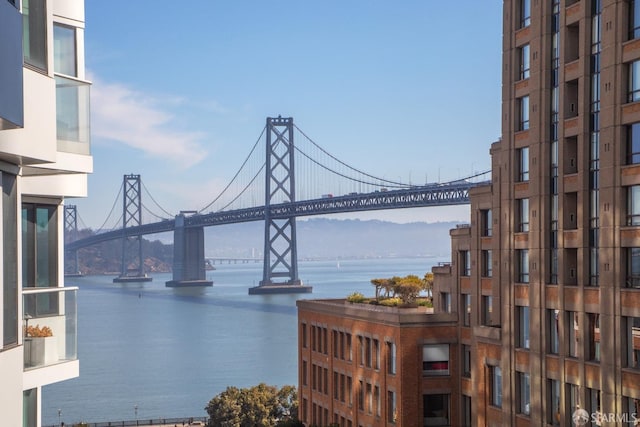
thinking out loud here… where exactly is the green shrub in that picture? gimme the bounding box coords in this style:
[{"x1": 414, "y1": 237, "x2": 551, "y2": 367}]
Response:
[
  {"x1": 346, "y1": 292, "x2": 366, "y2": 303},
  {"x1": 379, "y1": 297, "x2": 402, "y2": 307},
  {"x1": 418, "y1": 299, "x2": 433, "y2": 308}
]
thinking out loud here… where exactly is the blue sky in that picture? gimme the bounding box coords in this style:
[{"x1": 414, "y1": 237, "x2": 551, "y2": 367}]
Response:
[{"x1": 73, "y1": 1, "x2": 503, "y2": 228}]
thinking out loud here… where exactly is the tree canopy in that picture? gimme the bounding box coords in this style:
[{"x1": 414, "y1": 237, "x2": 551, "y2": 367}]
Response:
[
  {"x1": 205, "y1": 383, "x2": 298, "y2": 427},
  {"x1": 371, "y1": 273, "x2": 433, "y2": 304}
]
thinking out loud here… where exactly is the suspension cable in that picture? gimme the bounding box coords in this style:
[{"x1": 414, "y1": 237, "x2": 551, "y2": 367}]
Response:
[
  {"x1": 294, "y1": 145, "x2": 409, "y2": 189},
  {"x1": 76, "y1": 211, "x2": 89, "y2": 230},
  {"x1": 218, "y1": 164, "x2": 266, "y2": 211},
  {"x1": 141, "y1": 203, "x2": 170, "y2": 221},
  {"x1": 95, "y1": 182, "x2": 123, "y2": 233},
  {"x1": 294, "y1": 124, "x2": 410, "y2": 187},
  {"x1": 141, "y1": 180, "x2": 174, "y2": 217},
  {"x1": 198, "y1": 125, "x2": 266, "y2": 213}
]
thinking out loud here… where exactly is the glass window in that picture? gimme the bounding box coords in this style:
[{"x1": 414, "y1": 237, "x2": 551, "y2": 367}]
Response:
[
  {"x1": 460, "y1": 250, "x2": 471, "y2": 276},
  {"x1": 547, "y1": 379, "x2": 560, "y2": 426},
  {"x1": 55, "y1": 75, "x2": 91, "y2": 146},
  {"x1": 626, "y1": 316, "x2": 640, "y2": 369},
  {"x1": 587, "y1": 388, "x2": 601, "y2": 420},
  {"x1": 462, "y1": 294, "x2": 471, "y2": 326},
  {"x1": 387, "y1": 341, "x2": 396, "y2": 374},
  {"x1": 520, "y1": 0, "x2": 531, "y2": 28},
  {"x1": 627, "y1": 248, "x2": 640, "y2": 288},
  {"x1": 517, "y1": 198, "x2": 530, "y2": 232},
  {"x1": 387, "y1": 390, "x2": 396, "y2": 423},
  {"x1": 462, "y1": 344, "x2": 471, "y2": 378},
  {"x1": 624, "y1": 396, "x2": 640, "y2": 424},
  {"x1": 632, "y1": 0, "x2": 640, "y2": 40},
  {"x1": 628, "y1": 123, "x2": 640, "y2": 164},
  {"x1": 2, "y1": 172, "x2": 18, "y2": 348},
  {"x1": 566, "y1": 383, "x2": 580, "y2": 425},
  {"x1": 548, "y1": 309, "x2": 560, "y2": 354},
  {"x1": 22, "y1": 0, "x2": 47, "y2": 71},
  {"x1": 462, "y1": 395, "x2": 472, "y2": 427},
  {"x1": 23, "y1": 389, "x2": 37, "y2": 427},
  {"x1": 630, "y1": 60, "x2": 640, "y2": 102},
  {"x1": 54, "y1": 24, "x2": 77, "y2": 77},
  {"x1": 517, "y1": 306, "x2": 530, "y2": 349},
  {"x1": 567, "y1": 311, "x2": 579, "y2": 358},
  {"x1": 518, "y1": 249, "x2": 529, "y2": 283},
  {"x1": 481, "y1": 209, "x2": 492, "y2": 237},
  {"x1": 302, "y1": 361, "x2": 308, "y2": 386},
  {"x1": 517, "y1": 372, "x2": 531, "y2": 416},
  {"x1": 482, "y1": 249, "x2": 493, "y2": 277},
  {"x1": 588, "y1": 313, "x2": 601, "y2": 362},
  {"x1": 22, "y1": 204, "x2": 58, "y2": 289},
  {"x1": 365, "y1": 337, "x2": 372, "y2": 368},
  {"x1": 373, "y1": 339, "x2": 380, "y2": 370},
  {"x1": 518, "y1": 147, "x2": 529, "y2": 181},
  {"x1": 301, "y1": 323, "x2": 307, "y2": 348},
  {"x1": 423, "y1": 394, "x2": 450, "y2": 426},
  {"x1": 422, "y1": 344, "x2": 449, "y2": 376},
  {"x1": 441, "y1": 292, "x2": 451, "y2": 313},
  {"x1": 628, "y1": 186, "x2": 640, "y2": 225},
  {"x1": 520, "y1": 44, "x2": 530, "y2": 80},
  {"x1": 491, "y1": 366, "x2": 502, "y2": 407},
  {"x1": 482, "y1": 295, "x2": 493, "y2": 326},
  {"x1": 519, "y1": 96, "x2": 530, "y2": 130}
]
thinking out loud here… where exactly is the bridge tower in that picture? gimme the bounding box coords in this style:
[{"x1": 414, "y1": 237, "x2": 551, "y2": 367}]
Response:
[
  {"x1": 249, "y1": 116, "x2": 312, "y2": 294},
  {"x1": 63, "y1": 205, "x2": 81, "y2": 276},
  {"x1": 114, "y1": 174, "x2": 151, "y2": 283}
]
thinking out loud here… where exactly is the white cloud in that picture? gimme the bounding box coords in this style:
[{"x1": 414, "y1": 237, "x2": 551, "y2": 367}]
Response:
[{"x1": 89, "y1": 74, "x2": 209, "y2": 168}]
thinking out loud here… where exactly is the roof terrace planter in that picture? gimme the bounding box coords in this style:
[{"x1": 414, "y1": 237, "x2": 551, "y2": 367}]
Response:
[{"x1": 297, "y1": 298, "x2": 458, "y2": 328}]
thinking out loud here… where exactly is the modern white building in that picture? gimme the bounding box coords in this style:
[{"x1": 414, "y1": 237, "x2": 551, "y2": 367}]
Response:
[{"x1": 0, "y1": 0, "x2": 92, "y2": 425}]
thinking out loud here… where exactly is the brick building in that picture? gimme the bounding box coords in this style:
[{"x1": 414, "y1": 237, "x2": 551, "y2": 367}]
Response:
[
  {"x1": 298, "y1": 1, "x2": 640, "y2": 426},
  {"x1": 433, "y1": 0, "x2": 640, "y2": 426},
  {"x1": 297, "y1": 300, "x2": 460, "y2": 426}
]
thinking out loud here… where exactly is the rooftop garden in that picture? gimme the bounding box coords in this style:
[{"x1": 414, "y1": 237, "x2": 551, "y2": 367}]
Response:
[{"x1": 347, "y1": 273, "x2": 434, "y2": 308}]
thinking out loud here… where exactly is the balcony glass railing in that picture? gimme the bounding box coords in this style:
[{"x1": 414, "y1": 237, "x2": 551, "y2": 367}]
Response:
[
  {"x1": 55, "y1": 75, "x2": 91, "y2": 155},
  {"x1": 22, "y1": 286, "x2": 78, "y2": 370}
]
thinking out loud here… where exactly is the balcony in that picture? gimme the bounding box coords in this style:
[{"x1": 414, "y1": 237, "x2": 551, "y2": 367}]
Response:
[
  {"x1": 23, "y1": 287, "x2": 78, "y2": 370},
  {"x1": 55, "y1": 75, "x2": 91, "y2": 155}
]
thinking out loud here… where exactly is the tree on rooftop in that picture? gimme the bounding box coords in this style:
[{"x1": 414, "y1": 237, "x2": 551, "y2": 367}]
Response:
[
  {"x1": 394, "y1": 274, "x2": 424, "y2": 305},
  {"x1": 371, "y1": 277, "x2": 396, "y2": 301},
  {"x1": 423, "y1": 272, "x2": 434, "y2": 302}
]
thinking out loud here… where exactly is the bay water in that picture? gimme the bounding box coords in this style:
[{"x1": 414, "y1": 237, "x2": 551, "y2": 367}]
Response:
[{"x1": 42, "y1": 257, "x2": 441, "y2": 425}]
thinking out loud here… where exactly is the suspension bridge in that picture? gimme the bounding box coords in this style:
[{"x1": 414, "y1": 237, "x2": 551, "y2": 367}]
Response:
[{"x1": 64, "y1": 116, "x2": 490, "y2": 294}]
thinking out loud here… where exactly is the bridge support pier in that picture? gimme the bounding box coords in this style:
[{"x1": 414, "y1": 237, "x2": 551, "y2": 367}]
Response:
[{"x1": 166, "y1": 215, "x2": 213, "y2": 288}]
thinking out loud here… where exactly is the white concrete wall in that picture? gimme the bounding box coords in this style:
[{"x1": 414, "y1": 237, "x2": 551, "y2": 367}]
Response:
[
  {"x1": 21, "y1": 168, "x2": 91, "y2": 198},
  {"x1": 0, "y1": 69, "x2": 57, "y2": 164},
  {"x1": 0, "y1": 348, "x2": 25, "y2": 427},
  {"x1": 53, "y1": 0, "x2": 85, "y2": 27}
]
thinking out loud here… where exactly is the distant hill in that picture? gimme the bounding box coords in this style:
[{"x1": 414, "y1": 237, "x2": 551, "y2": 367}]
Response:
[
  {"x1": 74, "y1": 218, "x2": 461, "y2": 274},
  {"x1": 204, "y1": 218, "x2": 459, "y2": 259}
]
